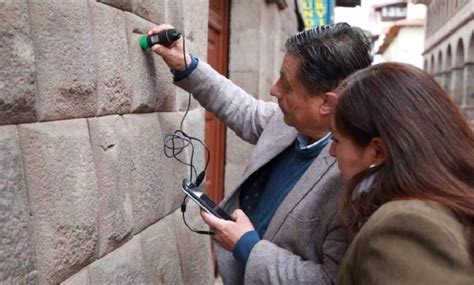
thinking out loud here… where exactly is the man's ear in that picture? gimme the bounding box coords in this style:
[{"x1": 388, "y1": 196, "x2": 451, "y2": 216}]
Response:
[
  {"x1": 369, "y1": 137, "x2": 388, "y2": 166},
  {"x1": 320, "y1": 92, "x2": 338, "y2": 115}
]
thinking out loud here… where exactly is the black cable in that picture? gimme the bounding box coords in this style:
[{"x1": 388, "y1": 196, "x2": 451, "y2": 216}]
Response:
[
  {"x1": 181, "y1": 196, "x2": 214, "y2": 235},
  {"x1": 163, "y1": 34, "x2": 210, "y2": 185},
  {"x1": 162, "y1": 32, "x2": 212, "y2": 235}
]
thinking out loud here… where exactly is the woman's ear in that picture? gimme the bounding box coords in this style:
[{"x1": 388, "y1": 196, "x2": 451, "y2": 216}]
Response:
[
  {"x1": 370, "y1": 137, "x2": 387, "y2": 166},
  {"x1": 320, "y1": 92, "x2": 338, "y2": 115}
]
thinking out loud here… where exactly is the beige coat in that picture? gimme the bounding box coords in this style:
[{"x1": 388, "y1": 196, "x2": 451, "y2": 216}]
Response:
[{"x1": 337, "y1": 200, "x2": 474, "y2": 285}]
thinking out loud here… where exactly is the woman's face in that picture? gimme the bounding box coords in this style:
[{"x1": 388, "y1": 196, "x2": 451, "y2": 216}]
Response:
[{"x1": 329, "y1": 122, "x2": 375, "y2": 185}]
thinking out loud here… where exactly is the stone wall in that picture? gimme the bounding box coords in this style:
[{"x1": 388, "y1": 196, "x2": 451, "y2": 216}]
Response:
[{"x1": 0, "y1": 0, "x2": 213, "y2": 284}]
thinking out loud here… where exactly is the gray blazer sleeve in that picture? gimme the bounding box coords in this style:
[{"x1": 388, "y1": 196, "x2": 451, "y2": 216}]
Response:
[
  {"x1": 244, "y1": 213, "x2": 347, "y2": 284},
  {"x1": 174, "y1": 61, "x2": 278, "y2": 144}
]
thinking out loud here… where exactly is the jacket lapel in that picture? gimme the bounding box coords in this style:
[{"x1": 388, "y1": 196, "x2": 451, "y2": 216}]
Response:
[{"x1": 263, "y1": 145, "x2": 336, "y2": 240}]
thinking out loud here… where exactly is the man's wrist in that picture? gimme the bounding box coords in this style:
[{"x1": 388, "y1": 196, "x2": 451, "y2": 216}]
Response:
[
  {"x1": 232, "y1": 230, "x2": 260, "y2": 265},
  {"x1": 171, "y1": 54, "x2": 198, "y2": 81}
]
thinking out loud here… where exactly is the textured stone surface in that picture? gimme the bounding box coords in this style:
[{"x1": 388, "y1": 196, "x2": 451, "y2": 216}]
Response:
[
  {"x1": 18, "y1": 119, "x2": 99, "y2": 284},
  {"x1": 90, "y1": 1, "x2": 132, "y2": 116},
  {"x1": 0, "y1": 0, "x2": 36, "y2": 125},
  {"x1": 140, "y1": 213, "x2": 184, "y2": 284},
  {"x1": 89, "y1": 236, "x2": 146, "y2": 284},
  {"x1": 0, "y1": 126, "x2": 38, "y2": 284},
  {"x1": 61, "y1": 268, "x2": 90, "y2": 285},
  {"x1": 131, "y1": 0, "x2": 166, "y2": 24},
  {"x1": 88, "y1": 115, "x2": 134, "y2": 257},
  {"x1": 173, "y1": 204, "x2": 214, "y2": 285},
  {"x1": 182, "y1": 0, "x2": 208, "y2": 59},
  {"x1": 122, "y1": 113, "x2": 184, "y2": 234},
  {"x1": 28, "y1": 0, "x2": 97, "y2": 121},
  {"x1": 124, "y1": 12, "x2": 176, "y2": 113},
  {"x1": 96, "y1": 0, "x2": 132, "y2": 11},
  {"x1": 166, "y1": 0, "x2": 185, "y2": 42}
]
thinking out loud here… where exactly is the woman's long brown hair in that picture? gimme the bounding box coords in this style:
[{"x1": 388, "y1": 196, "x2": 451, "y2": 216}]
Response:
[{"x1": 334, "y1": 62, "x2": 474, "y2": 256}]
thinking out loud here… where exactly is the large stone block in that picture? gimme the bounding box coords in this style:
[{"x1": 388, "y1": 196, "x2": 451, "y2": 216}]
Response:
[
  {"x1": 28, "y1": 0, "x2": 97, "y2": 121},
  {"x1": 124, "y1": 12, "x2": 176, "y2": 113},
  {"x1": 61, "y1": 268, "x2": 90, "y2": 285},
  {"x1": 182, "y1": 0, "x2": 208, "y2": 59},
  {"x1": 131, "y1": 0, "x2": 166, "y2": 24},
  {"x1": 18, "y1": 119, "x2": 99, "y2": 284},
  {"x1": 172, "y1": 204, "x2": 214, "y2": 285},
  {"x1": 96, "y1": 0, "x2": 132, "y2": 11},
  {"x1": 122, "y1": 113, "x2": 184, "y2": 234},
  {"x1": 90, "y1": 1, "x2": 132, "y2": 116},
  {"x1": 0, "y1": 0, "x2": 36, "y2": 125},
  {"x1": 0, "y1": 126, "x2": 37, "y2": 284},
  {"x1": 230, "y1": 0, "x2": 261, "y2": 30},
  {"x1": 229, "y1": 28, "x2": 260, "y2": 73},
  {"x1": 140, "y1": 213, "x2": 184, "y2": 284},
  {"x1": 88, "y1": 115, "x2": 134, "y2": 258},
  {"x1": 88, "y1": 236, "x2": 146, "y2": 284},
  {"x1": 166, "y1": 0, "x2": 185, "y2": 41}
]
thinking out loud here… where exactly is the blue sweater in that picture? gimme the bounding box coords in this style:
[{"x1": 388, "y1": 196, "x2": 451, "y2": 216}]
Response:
[{"x1": 233, "y1": 134, "x2": 331, "y2": 264}]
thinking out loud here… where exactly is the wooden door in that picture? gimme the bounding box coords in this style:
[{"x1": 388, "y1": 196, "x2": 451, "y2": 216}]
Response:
[{"x1": 206, "y1": 0, "x2": 230, "y2": 203}]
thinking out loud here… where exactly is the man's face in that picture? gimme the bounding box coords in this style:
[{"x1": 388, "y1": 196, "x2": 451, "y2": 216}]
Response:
[{"x1": 270, "y1": 53, "x2": 323, "y2": 135}]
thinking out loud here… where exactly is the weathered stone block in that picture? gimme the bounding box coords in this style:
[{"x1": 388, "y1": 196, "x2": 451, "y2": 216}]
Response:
[
  {"x1": 28, "y1": 0, "x2": 97, "y2": 121},
  {"x1": 0, "y1": 0, "x2": 36, "y2": 125},
  {"x1": 229, "y1": 28, "x2": 260, "y2": 73},
  {"x1": 182, "y1": 0, "x2": 208, "y2": 59},
  {"x1": 0, "y1": 126, "x2": 38, "y2": 284},
  {"x1": 165, "y1": 0, "x2": 185, "y2": 39},
  {"x1": 140, "y1": 213, "x2": 184, "y2": 284},
  {"x1": 173, "y1": 204, "x2": 214, "y2": 285},
  {"x1": 61, "y1": 268, "x2": 90, "y2": 285},
  {"x1": 96, "y1": 0, "x2": 132, "y2": 11},
  {"x1": 90, "y1": 1, "x2": 132, "y2": 116},
  {"x1": 122, "y1": 113, "x2": 184, "y2": 234},
  {"x1": 131, "y1": 0, "x2": 166, "y2": 24},
  {"x1": 88, "y1": 115, "x2": 134, "y2": 257},
  {"x1": 89, "y1": 236, "x2": 146, "y2": 284},
  {"x1": 230, "y1": 0, "x2": 261, "y2": 30},
  {"x1": 18, "y1": 119, "x2": 99, "y2": 284},
  {"x1": 124, "y1": 12, "x2": 176, "y2": 113}
]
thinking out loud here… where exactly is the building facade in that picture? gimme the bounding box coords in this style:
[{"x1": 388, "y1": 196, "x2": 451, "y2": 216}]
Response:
[
  {"x1": 417, "y1": 0, "x2": 474, "y2": 125},
  {"x1": 0, "y1": 0, "x2": 298, "y2": 284}
]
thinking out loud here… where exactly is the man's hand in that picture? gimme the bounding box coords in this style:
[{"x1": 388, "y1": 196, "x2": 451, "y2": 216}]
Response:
[
  {"x1": 201, "y1": 209, "x2": 255, "y2": 251},
  {"x1": 147, "y1": 24, "x2": 192, "y2": 71}
]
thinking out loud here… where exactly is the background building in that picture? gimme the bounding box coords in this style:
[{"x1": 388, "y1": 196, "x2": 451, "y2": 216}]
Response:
[
  {"x1": 415, "y1": 0, "x2": 474, "y2": 125},
  {"x1": 335, "y1": 0, "x2": 427, "y2": 67}
]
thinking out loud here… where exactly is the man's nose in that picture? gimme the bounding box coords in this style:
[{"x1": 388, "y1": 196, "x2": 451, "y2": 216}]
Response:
[{"x1": 269, "y1": 85, "x2": 280, "y2": 99}]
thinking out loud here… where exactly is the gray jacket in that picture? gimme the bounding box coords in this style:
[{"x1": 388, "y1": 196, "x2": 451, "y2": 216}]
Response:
[{"x1": 176, "y1": 61, "x2": 346, "y2": 285}]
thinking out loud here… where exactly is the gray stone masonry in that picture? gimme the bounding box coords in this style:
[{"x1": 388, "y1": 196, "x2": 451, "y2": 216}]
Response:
[
  {"x1": 0, "y1": 0, "x2": 36, "y2": 124},
  {"x1": 0, "y1": 126, "x2": 37, "y2": 284},
  {"x1": 0, "y1": 0, "x2": 301, "y2": 283},
  {"x1": 18, "y1": 119, "x2": 99, "y2": 284}
]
